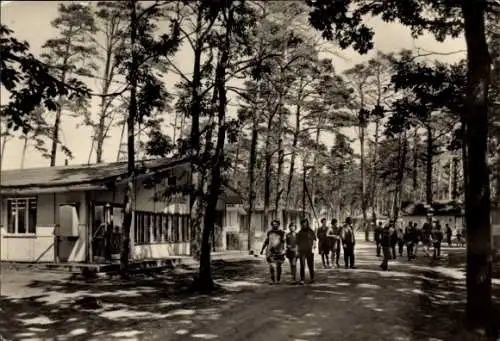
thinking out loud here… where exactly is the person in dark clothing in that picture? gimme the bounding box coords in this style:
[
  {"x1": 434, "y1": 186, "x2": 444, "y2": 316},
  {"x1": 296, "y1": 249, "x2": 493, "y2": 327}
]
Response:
[
  {"x1": 445, "y1": 224, "x2": 453, "y2": 247},
  {"x1": 342, "y1": 217, "x2": 356, "y2": 269},
  {"x1": 297, "y1": 218, "x2": 317, "y2": 284},
  {"x1": 374, "y1": 222, "x2": 383, "y2": 257},
  {"x1": 422, "y1": 220, "x2": 433, "y2": 257},
  {"x1": 405, "y1": 221, "x2": 417, "y2": 260},
  {"x1": 317, "y1": 218, "x2": 330, "y2": 268},
  {"x1": 260, "y1": 220, "x2": 286, "y2": 284},
  {"x1": 285, "y1": 223, "x2": 299, "y2": 282},
  {"x1": 397, "y1": 226, "x2": 405, "y2": 257},
  {"x1": 389, "y1": 221, "x2": 398, "y2": 259},
  {"x1": 328, "y1": 218, "x2": 341, "y2": 267},
  {"x1": 380, "y1": 224, "x2": 392, "y2": 271},
  {"x1": 432, "y1": 221, "x2": 444, "y2": 260}
]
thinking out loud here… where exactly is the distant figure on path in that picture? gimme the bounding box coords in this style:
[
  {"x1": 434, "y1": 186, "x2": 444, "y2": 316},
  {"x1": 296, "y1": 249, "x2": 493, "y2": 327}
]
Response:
[
  {"x1": 389, "y1": 221, "x2": 397, "y2": 259},
  {"x1": 397, "y1": 225, "x2": 405, "y2": 257},
  {"x1": 432, "y1": 221, "x2": 443, "y2": 260},
  {"x1": 260, "y1": 220, "x2": 286, "y2": 285},
  {"x1": 445, "y1": 223, "x2": 453, "y2": 247},
  {"x1": 297, "y1": 218, "x2": 317, "y2": 284},
  {"x1": 286, "y1": 223, "x2": 299, "y2": 283},
  {"x1": 328, "y1": 218, "x2": 341, "y2": 267},
  {"x1": 412, "y1": 222, "x2": 420, "y2": 257},
  {"x1": 341, "y1": 217, "x2": 356, "y2": 269},
  {"x1": 421, "y1": 219, "x2": 433, "y2": 257},
  {"x1": 374, "y1": 222, "x2": 383, "y2": 257},
  {"x1": 380, "y1": 223, "x2": 392, "y2": 271},
  {"x1": 405, "y1": 221, "x2": 418, "y2": 260},
  {"x1": 317, "y1": 218, "x2": 330, "y2": 268}
]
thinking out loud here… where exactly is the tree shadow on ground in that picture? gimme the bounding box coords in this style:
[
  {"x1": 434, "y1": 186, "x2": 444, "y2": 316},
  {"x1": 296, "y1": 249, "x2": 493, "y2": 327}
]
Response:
[
  {"x1": 1, "y1": 254, "x2": 499, "y2": 341},
  {"x1": 0, "y1": 259, "x2": 263, "y2": 341}
]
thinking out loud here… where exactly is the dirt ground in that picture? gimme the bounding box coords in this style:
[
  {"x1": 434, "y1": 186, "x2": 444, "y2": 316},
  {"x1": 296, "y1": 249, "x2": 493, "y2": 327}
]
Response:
[{"x1": 1, "y1": 237, "x2": 499, "y2": 341}]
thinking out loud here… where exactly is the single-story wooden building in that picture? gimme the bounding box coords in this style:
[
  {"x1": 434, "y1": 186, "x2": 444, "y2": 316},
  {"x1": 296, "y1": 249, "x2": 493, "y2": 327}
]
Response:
[
  {"x1": 0, "y1": 157, "x2": 242, "y2": 263},
  {"x1": 400, "y1": 200, "x2": 465, "y2": 230},
  {"x1": 225, "y1": 206, "x2": 311, "y2": 252}
]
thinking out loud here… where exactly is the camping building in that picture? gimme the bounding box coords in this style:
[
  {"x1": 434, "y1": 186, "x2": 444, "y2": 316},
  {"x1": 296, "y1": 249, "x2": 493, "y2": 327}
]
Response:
[
  {"x1": 400, "y1": 200, "x2": 465, "y2": 230},
  {"x1": 0, "y1": 158, "x2": 242, "y2": 263}
]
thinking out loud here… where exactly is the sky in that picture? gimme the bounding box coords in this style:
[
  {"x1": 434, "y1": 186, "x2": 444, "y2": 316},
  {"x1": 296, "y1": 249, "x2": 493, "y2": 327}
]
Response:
[{"x1": 0, "y1": 1, "x2": 466, "y2": 170}]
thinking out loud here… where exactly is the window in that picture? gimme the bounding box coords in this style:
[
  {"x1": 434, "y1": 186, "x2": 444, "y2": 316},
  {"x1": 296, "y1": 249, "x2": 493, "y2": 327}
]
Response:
[
  {"x1": 133, "y1": 211, "x2": 190, "y2": 245},
  {"x1": 182, "y1": 215, "x2": 190, "y2": 242},
  {"x1": 172, "y1": 214, "x2": 179, "y2": 242},
  {"x1": 7, "y1": 198, "x2": 37, "y2": 234}
]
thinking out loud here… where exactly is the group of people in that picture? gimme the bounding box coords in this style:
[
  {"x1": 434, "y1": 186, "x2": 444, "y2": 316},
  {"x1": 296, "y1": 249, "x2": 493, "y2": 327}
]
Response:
[
  {"x1": 260, "y1": 215, "x2": 467, "y2": 281},
  {"x1": 374, "y1": 219, "x2": 465, "y2": 270},
  {"x1": 259, "y1": 217, "x2": 357, "y2": 285}
]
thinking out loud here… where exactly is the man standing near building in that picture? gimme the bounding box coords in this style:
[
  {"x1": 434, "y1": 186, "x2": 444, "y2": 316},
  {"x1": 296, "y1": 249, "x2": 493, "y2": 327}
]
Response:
[
  {"x1": 342, "y1": 217, "x2": 356, "y2": 269},
  {"x1": 297, "y1": 218, "x2": 317, "y2": 284}
]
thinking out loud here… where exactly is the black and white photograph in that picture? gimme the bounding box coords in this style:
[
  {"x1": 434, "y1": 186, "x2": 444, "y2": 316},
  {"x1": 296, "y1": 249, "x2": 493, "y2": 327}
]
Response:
[{"x1": 1, "y1": 0, "x2": 500, "y2": 340}]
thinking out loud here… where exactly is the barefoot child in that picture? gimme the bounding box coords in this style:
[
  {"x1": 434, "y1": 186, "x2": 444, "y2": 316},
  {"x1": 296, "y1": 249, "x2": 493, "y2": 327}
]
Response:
[{"x1": 260, "y1": 220, "x2": 286, "y2": 284}]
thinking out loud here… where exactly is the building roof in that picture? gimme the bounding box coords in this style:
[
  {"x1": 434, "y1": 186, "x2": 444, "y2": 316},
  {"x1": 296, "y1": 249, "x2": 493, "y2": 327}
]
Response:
[
  {"x1": 0, "y1": 157, "x2": 189, "y2": 189},
  {"x1": 0, "y1": 157, "x2": 244, "y2": 205},
  {"x1": 401, "y1": 200, "x2": 464, "y2": 216}
]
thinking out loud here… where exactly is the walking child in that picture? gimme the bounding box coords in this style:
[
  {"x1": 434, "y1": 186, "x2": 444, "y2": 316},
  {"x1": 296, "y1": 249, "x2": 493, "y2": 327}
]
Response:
[{"x1": 260, "y1": 220, "x2": 286, "y2": 284}]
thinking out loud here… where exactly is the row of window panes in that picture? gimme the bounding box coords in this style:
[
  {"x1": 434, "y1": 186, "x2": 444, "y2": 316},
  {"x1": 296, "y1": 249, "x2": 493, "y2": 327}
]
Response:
[
  {"x1": 6, "y1": 198, "x2": 37, "y2": 234},
  {"x1": 134, "y1": 211, "x2": 190, "y2": 245}
]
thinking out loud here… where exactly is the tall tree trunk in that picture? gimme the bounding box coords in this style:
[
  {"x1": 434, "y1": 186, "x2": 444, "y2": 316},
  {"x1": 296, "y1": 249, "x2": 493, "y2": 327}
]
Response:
[
  {"x1": 302, "y1": 154, "x2": 308, "y2": 218},
  {"x1": 274, "y1": 128, "x2": 284, "y2": 219},
  {"x1": 392, "y1": 131, "x2": 407, "y2": 220},
  {"x1": 273, "y1": 37, "x2": 288, "y2": 221},
  {"x1": 370, "y1": 119, "x2": 380, "y2": 225},
  {"x1": 263, "y1": 113, "x2": 274, "y2": 233},
  {"x1": 120, "y1": 0, "x2": 138, "y2": 273},
  {"x1": 95, "y1": 44, "x2": 114, "y2": 163},
  {"x1": 116, "y1": 119, "x2": 126, "y2": 162},
  {"x1": 425, "y1": 123, "x2": 433, "y2": 205},
  {"x1": 189, "y1": 10, "x2": 206, "y2": 259},
  {"x1": 310, "y1": 124, "x2": 321, "y2": 220},
  {"x1": 452, "y1": 155, "x2": 459, "y2": 200},
  {"x1": 20, "y1": 136, "x2": 28, "y2": 169},
  {"x1": 284, "y1": 83, "x2": 303, "y2": 214},
  {"x1": 246, "y1": 84, "x2": 260, "y2": 253},
  {"x1": 461, "y1": 1, "x2": 496, "y2": 336},
  {"x1": 412, "y1": 128, "x2": 419, "y2": 197},
  {"x1": 50, "y1": 106, "x2": 63, "y2": 167},
  {"x1": 198, "y1": 8, "x2": 232, "y2": 291},
  {"x1": 49, "y1": 38, "x2": 71, "y2": 167},
  {"x1": 360, "y1": 124, "x2": 368, "y2": 240}
]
